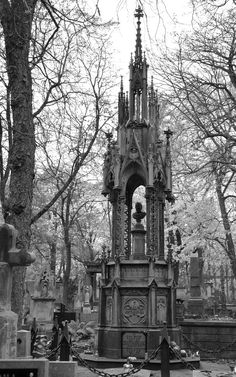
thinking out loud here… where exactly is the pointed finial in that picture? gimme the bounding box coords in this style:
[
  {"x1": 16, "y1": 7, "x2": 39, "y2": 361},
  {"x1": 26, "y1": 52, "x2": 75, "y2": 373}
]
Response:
[
  {"x1": 134, "y1": 5, "x2": 143, "y2": 64},
  {"x1": 120, "y1": 76, "x2": 124, "y2": 93},
  {"x1": 151, "y1": 76, "x2": 154, "y2": 90}
]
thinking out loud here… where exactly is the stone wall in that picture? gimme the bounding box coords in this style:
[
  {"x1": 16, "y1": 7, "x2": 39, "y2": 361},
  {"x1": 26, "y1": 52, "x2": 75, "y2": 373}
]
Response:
[{"x1": 181, "y1": 320, "x2": 236, "y2": 359}]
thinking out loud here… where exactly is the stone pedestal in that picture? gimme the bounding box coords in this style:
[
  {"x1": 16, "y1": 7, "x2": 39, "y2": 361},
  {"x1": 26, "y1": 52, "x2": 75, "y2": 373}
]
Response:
[
  {"x1": 97, "y1": 259, "x2": 180, "y2": 359},
  {"x1": 31, "y1": 297, "x2": 56, "y2": 332},
  {"x1": 131, "y1": 223, "x2": 146, "y2": 260},
  {"x1": 17, "y1": 330, "x2": 31, "y2": 358}
]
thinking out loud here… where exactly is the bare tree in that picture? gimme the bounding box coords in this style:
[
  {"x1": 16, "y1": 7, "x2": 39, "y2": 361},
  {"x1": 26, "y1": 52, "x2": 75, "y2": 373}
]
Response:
[
  {"x1": 152, "y1": 2, "x2": 236, "y2": 276},
  {"x1": 0, "y1": 0, "x2": 114, "y2": 324}
]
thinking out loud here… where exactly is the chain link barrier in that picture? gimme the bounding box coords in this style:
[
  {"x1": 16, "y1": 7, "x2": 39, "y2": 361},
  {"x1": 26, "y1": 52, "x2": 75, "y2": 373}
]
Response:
[
  {"x1": 71, "y1": 344, "x2": 161, "y2": 377},
  {"x1": 46, "y1": 343, "x2": 61, "y2": 359},
  {"x1": 180, "y1": 329, "x2": 236, "y2": 356},
  {"x1": 169, "y1": 344, "x2": 197, "y2": 371},
  {"x1": 44, "y1": 336, "x2": 201, "y2": 376}
]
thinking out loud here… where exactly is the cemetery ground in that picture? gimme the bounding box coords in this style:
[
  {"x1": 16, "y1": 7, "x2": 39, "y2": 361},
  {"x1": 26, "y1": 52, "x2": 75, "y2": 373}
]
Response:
[{"x1": 76, "y1": 360, "x2": 233, "y2": 377}]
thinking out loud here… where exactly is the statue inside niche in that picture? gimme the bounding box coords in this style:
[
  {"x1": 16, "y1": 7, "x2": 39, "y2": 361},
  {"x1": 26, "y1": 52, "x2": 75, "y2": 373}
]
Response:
[
  {"x1": 156, "y1": 296, "x2": 167, "y2": 324},
  {"x1": 40, "y1": 269, "x2": 50, "y2": 297}
]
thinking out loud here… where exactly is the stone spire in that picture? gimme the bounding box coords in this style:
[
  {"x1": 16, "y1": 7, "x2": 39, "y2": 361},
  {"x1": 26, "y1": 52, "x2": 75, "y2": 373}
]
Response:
[
  {"x1": 128, "y1": 5, "x2": 148, "y2": 122},
  {"x1": 134, "y1": 6, "x2": 143, "y2": 66}
]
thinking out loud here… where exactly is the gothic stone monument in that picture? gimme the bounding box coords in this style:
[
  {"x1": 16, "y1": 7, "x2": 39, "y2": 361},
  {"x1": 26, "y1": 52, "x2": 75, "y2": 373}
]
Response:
[
  {"x1": 97, "y1": 7, "x2": 180, "y2": 359},
  {"x1": 0, "y1": 223, "x2": 35, "y2": 358}
]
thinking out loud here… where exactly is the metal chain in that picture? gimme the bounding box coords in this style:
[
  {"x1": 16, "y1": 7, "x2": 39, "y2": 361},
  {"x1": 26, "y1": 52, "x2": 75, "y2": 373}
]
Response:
[
  {"x1": 169, "y1": 344, "x2": 197, "y2": 371},
  {"x1": 46, "y1": 342, "x2": 62, "y2": 359},
  {"x1": 181, "y1": 330, "x2": 236, "y2": 355},
  {"x1": 44, "y1": 337, "x2": 199, "y2": 376},
  {"x1": 71, "y1": 344, "x2": 162, "y2": 377}
]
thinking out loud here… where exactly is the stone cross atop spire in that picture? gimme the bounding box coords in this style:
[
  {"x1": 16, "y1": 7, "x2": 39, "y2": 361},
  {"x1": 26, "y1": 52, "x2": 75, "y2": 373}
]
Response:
[{"x1": 134, "y1": 6, "x2": 143, "y2": 65}]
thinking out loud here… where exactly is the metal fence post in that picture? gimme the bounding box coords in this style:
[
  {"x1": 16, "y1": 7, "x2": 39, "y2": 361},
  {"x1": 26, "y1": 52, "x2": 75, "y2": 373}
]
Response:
[
  {"x1": 49, "y1": 317, "x2": 59, "y2": 360},
  {"x1": 30, "y1": 317, "x2": 38, "y2": 357},
  {"x1": 160, "y1": 323, "x2": 170, "y2": 377},
  {"x1": 161, "y1": 337, "x2": 170, "y2": 377},
  {"x1": 60, "y1": 321, "x2": 70, "y2": 361}
]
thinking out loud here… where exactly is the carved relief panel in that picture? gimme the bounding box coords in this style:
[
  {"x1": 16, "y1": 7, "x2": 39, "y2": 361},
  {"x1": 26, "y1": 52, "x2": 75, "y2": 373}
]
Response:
[{"x1": 122, "y1": 296, "x2": 147, "y2": 326}]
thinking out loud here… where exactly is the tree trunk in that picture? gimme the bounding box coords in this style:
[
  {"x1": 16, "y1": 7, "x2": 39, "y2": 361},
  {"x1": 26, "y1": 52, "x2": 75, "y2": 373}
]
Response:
[
  {"x1": 0, "y1": 0, "x2": 37, "y2": 326},
  {"x1": 63, "y1": 236, "x2": 71, "y2": 307},
  {"x1": 50, "y1": 241, "x2": 57, "y2": 275}
]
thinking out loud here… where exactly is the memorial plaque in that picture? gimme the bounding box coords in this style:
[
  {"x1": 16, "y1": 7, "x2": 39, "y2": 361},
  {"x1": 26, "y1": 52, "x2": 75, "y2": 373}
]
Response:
[{"x1": 122, "y1": 332, "x2": 145, "y2": 359}]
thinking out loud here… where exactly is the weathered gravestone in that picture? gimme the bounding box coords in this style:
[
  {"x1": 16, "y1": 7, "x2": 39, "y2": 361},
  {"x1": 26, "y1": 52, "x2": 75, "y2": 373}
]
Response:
[
  {"x1": 31, "y1": 265, "x2": 56, "y2": 332},
  {"x1": 188, "y1": 249, "x2": 204, "y2": 316},
  {"x1": 0, "y1": 223, "x2": 35, "y2": 358}
]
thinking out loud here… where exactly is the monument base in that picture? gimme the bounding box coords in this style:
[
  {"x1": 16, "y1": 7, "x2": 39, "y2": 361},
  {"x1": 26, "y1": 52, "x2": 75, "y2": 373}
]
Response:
[
  {"x1": 188, "y1": 298, "x2": 204, "y2": 316},
  {"x1": 83, "y1": 304, "x2": 91, "y2": 314},
  {"x1": 0, "y1": 310, "x2": 18, "y2": 358},
  {"x1": 97, "y1": 326, "x2": 181, "y2": 359},
  {"x1": 77, "y1": 352, "x2": 200, "y2": 371}
]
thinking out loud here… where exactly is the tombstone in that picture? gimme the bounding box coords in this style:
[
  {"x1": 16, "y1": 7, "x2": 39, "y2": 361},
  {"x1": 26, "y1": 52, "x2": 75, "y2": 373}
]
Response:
[
  {"x1": 0, "y1": 223, "x2": 35, "y2": 358},
  {"x1": 55, "y1": 278, "x2": 63, "y2": 304},
  {"x1": 31, "y1": 264, "x2": 56, "y2": 332},
  {"x1": 188, "y1": 249, "x2": 204, "y2": 316}
]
